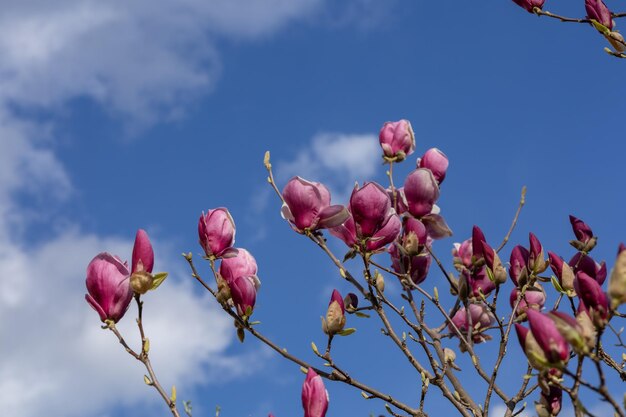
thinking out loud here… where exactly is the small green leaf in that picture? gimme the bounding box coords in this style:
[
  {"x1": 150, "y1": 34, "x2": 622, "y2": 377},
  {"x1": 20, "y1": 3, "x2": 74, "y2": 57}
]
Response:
[
  {"x1": 170, "y1": 385, "x2": 177, "y2": 403},
  {"x1": 144, "y1": 375, "x2": 152, "y2": 385},
  {"x1": 590, "y1": 19, "x2": 610, "y2": 35},
  {"x1": 248, "y1": 320, "x2": 261, "y2": 326},
  {"x1": 486, "y1": 267, "x2": 495, "y2": 283},
  {"x1": 354, "y1": 312, "x2": 370, "y2": 319},
  {"x1": 337, "y1": 328, "x2": 356, "y2": 336},
  {"x1": 151, "y1": 272, "x2": 169, "y2": 290},
  {"x1": 550, "y1": 275, "x2": 565, "y2": 294},
  {"x1": 433, "y1": 286, "x2": 439, "y2": 302},
  {"x1": 143, "y1": 338, "x2": 150, "y2": 353},
  {"x1": 311, "y1": 342, "x2": 319, "y2": 355}
]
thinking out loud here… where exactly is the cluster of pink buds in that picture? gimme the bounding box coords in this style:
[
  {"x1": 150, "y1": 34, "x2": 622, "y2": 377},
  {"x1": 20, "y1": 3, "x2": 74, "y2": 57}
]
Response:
[
  {"x1": 585, "y1": 0, "x2": 625, "y2": 53},
  {"x1": 449, "y1": 303, "x2": 495, "y2": 346},
  {"x1": 453, "y1": 226, "x2": 505, "y2": 300},
  {"x1": 86, "y1": 229, "x2": 166, "y2": 323},
  {"x1": 199, "y1": 208, "x2": 261, "y2": 318}
]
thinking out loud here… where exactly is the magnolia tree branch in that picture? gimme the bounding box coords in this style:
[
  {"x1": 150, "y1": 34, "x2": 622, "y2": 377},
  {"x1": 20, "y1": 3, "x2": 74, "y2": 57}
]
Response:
[
  {"x1": 106, "y1": 297, "x2": 181, "y2": 417},
  {"x1": 183, "y1": 253, "x2": 423, "y2": 417}
]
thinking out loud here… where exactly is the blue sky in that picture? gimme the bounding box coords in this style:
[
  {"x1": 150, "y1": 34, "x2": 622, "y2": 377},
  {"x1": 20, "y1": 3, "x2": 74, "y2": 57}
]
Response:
[{"x1": 0, "y1": 1, "x2": 624, "y2": 416}]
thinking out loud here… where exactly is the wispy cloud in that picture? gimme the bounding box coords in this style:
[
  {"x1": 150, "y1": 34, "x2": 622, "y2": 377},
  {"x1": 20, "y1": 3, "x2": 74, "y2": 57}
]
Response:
[{"x1": 276, "y1": 132, "x2": 381, "y2": 203}]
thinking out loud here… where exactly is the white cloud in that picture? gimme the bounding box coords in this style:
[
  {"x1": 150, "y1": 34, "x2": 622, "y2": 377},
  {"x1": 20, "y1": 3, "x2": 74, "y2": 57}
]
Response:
[
  {"x1": 0, "y1": 0, "x2": 324, "y2": 124},
  {"x1": 276, "y1": 132, "x2": 381, "y2": 202},
  {"x1": 0, "y1": 227, "x2": 252, "y2": 417}
]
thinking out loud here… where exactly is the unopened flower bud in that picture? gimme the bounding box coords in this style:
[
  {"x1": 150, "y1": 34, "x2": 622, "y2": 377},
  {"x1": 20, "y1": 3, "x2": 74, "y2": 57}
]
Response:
[
  {"x1": 512, "y1": 0, "x2": 545, "y2": 13},
  {"x1": 481, "y1": 240, "x2": 507, "y2": 284},
  {"x1": 528, "y1": 233, "x2": 548, "y2": 274},
  {"x1": 586, "y1": 0, "x2": 614, "y2": 30},
  {"x1": 198, "y1": 208, "x2": 236, "y2": 258},
  {"x1": 404, "y1": 168, "x2": 440, "y2": 218},
  {"x1": 132, "y1": 229, "x2": 154, "y2": 274},
  {"x1": 526, "y1": 309, "x2": 570, "y2": 367},
  {"x1": 322, "y1": 290, "x2": 346, "y2": 336},
  {"x1": 548, "y1": 252, "x2": 575, "y2": 296},
  {"x1": 608, "y1": 245, "x2": 626, "y2": 309},
  {"x1": 449, "y1": 303, "x2": 494, "y2": 344},
  {"x1": 568, "y1": 215, "x2": 596, "y2": 252},
  {"x1": 607, "y1": 31, "x2": 626, "y2": 53},
  {"x1": 535, "y1": 384, "x2": 562, "y2": 417},
  {"x1": 374, "y1": 271, "x2": 385, "y2": 293},
  {"x1": 549, "y1": 311, "x2": 589, "y2": 355},
  {"x1": 302, "y1": 368, "x2": 329, "y2": 417},
  {"x1": 379, "y1": 119, "x2": 415, "y2": 162},
  {"x1": 575, "y1": 271, "x2": 609, "y2": 328},
  {"x1": 509, "y1": 245, "x2": 530, "y2": 286},
  {"x1": 510, "y1": 284, "x2": 546, "y2": 320},
  {"x1": 344, "y1": 293, "x2": 358, "y2": 311},
  {"x1": 230, "y1": 275, "x2": 257, "y2": 317},
  {"x1": 418, "y1": 148, "x2": 449, "y2": 184}
]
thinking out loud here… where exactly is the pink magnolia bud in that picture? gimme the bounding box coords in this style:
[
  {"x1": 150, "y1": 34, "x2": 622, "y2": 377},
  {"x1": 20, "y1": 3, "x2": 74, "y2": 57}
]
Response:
[
  {"x1": 586, "y1": 0, "x2": 613, "y2": 30},
  {"x1": 510, "y1": 285, "x2": 546, "y2": 320},
  {"x1": 449, "y1": 303, "x2": 494, "y2": 343},
  {"x1": 452, "y1": 238, "x2": 473, "y2": 271},
  {"x1": 609, "y1": 244, "x2": 626, "y2": 309},
  {"x1": 512, "y1": 0, "x2": 545, "y2": 13},
  {"x1": 465, "y1": 268, "x2": 496, "y2": 299},
  {"x1": 528, "y1": 233, "x2": 547, "y2": 274},
  {"x1": 85, "y1": 253, "x2": 133, "y2": 323},
  {"x1": 379, "y1": 119, "x2": 415, "y2": 162},
  {"x1": 569, "y1": 215, "x2": 594, "y2": 244},
  {"x1": 132, "y1": 229, "x2": 154, "y2": 273},
  {"x1": 322, "y1": 289, "x2": 346, "y2": 335},
  {"x1": 471, "y1": 225, "x2": 487, "y2": 259},
  {"x1": 302, "y1": 368, "x2": 329, "y2": 417},
  {"x1": 526, "y1": 309, "x2": 570, "y2": 366},
  {"x1": 481, "y1": 240, "x2": 507, "y2": 284},
  {"x1": 403, "y1": 168, "x2": 440, "y2": 218},
  {"x1": 569, "y1": 253, "x2": 607, "y2": 285},
  {"x1": 402, "y1": 217, "x2": 428, "y2": 255},
  {"x1": 219, "y1": 248, "x2": 258, "y2": 284},
  {"x1": 230, "y1": 275, "x2": 257, "y2": 317},
  {"x1": 575, "y1": 272, "x2": 609, "y2": 328},
  {"x1": 549, "y1": 311, "x2": 589, "y2": 355},
  {"x1": 515, "y1": 323, "x2": 550, "y2": 371},
  {"x1": 548, "y1": 252, "x2": 575, "y2": 295},
  {"x1": 389, "y1": 243, "x2": 431, "y2": 286},
  {"x1": 198, "y1": 208, "x2": 236, "y2": 259},
  {"x1": 535, "y1": 384, "x2": 562, "y2": 417},
  {"x1": 350, "y1": 183, "x2": 401, "y2": 249},
  {"x1": 509, "y1": 245, "x2": 530, "y2": 286},
  {"x1": 418, "y1": 148, "x2": 449, "y2": 184},
  {"x1": 281, "y1": 177, "x2": 348, "y2": 233}
]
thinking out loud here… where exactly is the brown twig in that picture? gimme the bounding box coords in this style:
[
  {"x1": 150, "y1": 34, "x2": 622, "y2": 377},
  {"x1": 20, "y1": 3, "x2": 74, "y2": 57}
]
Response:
[{"x1": 496, "y1": 186, "x2": 526, "y2": 253}]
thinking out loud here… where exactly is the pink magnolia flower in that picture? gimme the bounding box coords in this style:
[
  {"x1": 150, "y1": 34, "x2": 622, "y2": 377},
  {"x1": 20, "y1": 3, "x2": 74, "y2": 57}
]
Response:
[
  {"x1": 198, "y1": 208, "x2": 237, "y2": 258},
  {"x1": 512, "y1": 0, "x2": 545, "y2": 13},
  {"x1": 219, "y1": 248, "x2": 259, "y2": 285},
  {"x1": 302, "y1": 368, "x2": 329, "y2": 417},
  {"x1": 331, "y1": 183, "x2": 400, "y2": 253},
  {"x1": 403, "y1": 168, "x2": 440, "y2": 218},
  {"x1": 282, "y1": 177, "x2": 348, "y2": 233},
  {"x1": 85, "y1": 253, "x2": 133, "y2": 323},
  {"x1": 418, "y1": 148, "x2": 449, "y2": 184},
  {"x1": 379, "y1": 119, "x2": 415, "y2": 161}
]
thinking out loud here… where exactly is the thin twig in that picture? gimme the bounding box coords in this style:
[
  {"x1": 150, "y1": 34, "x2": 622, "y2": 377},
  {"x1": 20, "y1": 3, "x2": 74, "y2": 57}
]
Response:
[{"x1": 496, "y1": 186, "x2": 526, "y2": 253}]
